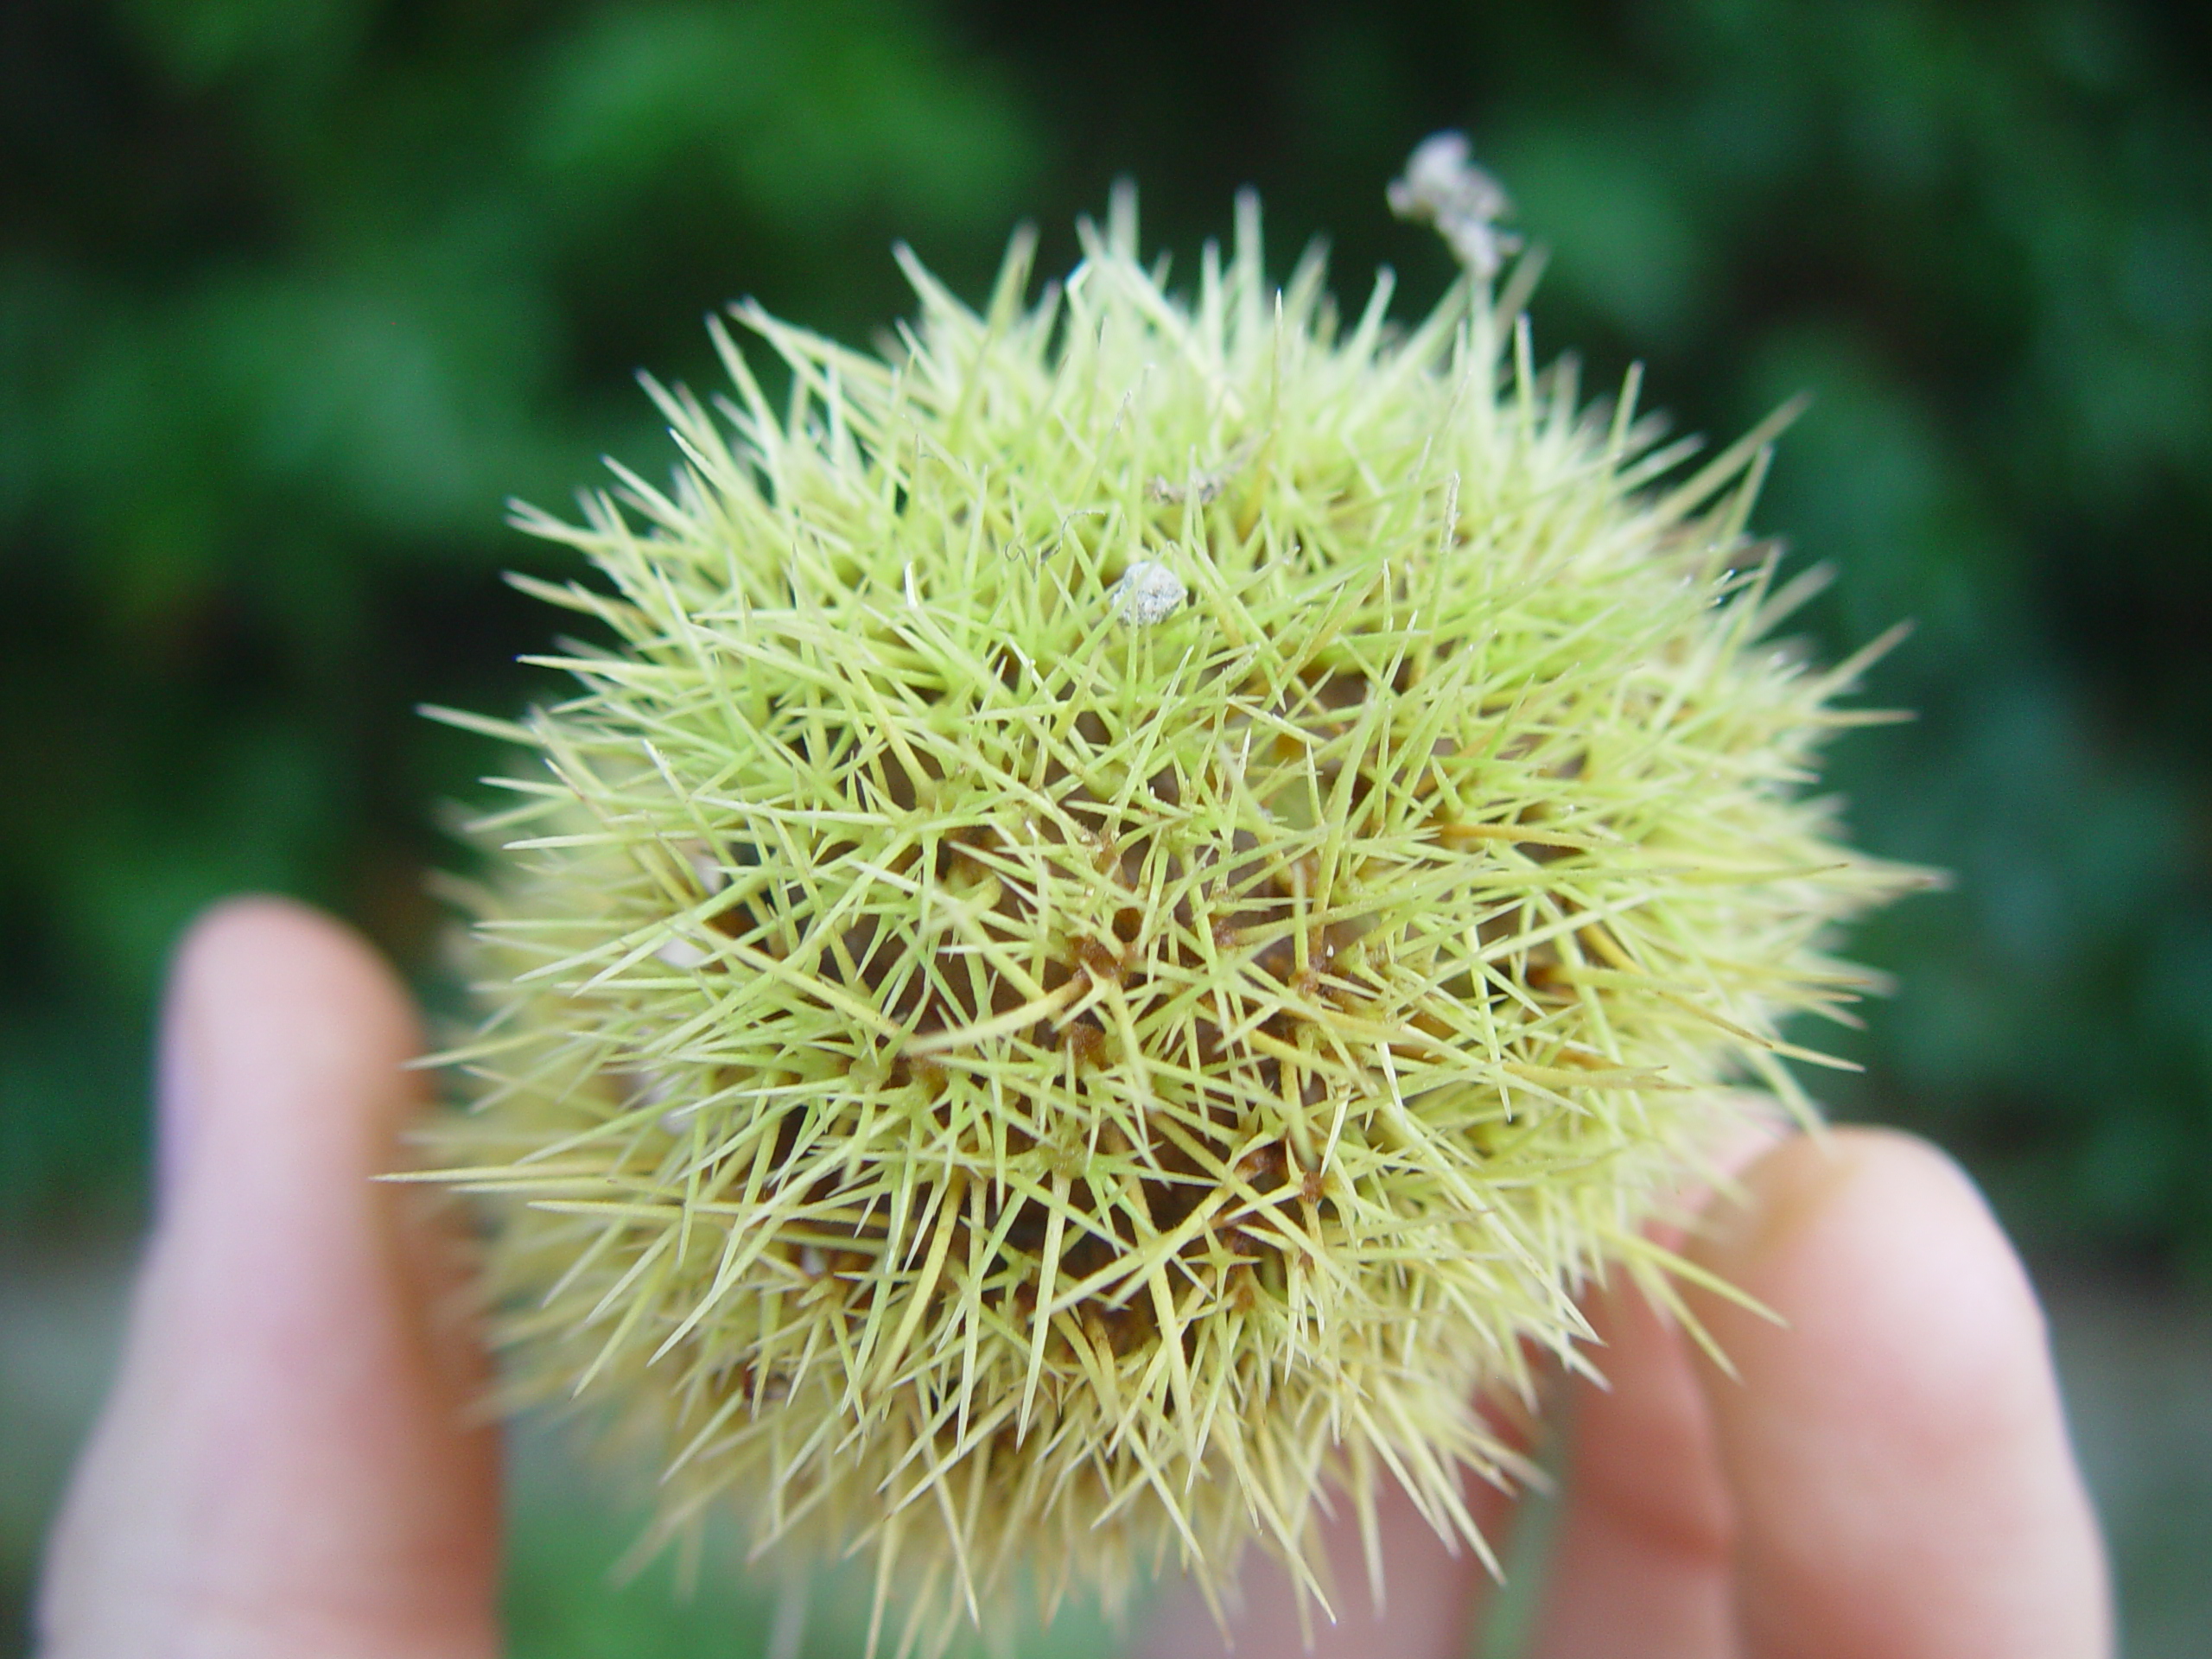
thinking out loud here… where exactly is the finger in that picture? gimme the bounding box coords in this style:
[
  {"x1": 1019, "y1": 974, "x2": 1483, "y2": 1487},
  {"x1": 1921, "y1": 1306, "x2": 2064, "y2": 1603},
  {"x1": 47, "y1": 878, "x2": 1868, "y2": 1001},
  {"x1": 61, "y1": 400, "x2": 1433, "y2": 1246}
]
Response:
[
  {"x1": 1683, "y1": 1128, "x2": 2112, "y2": 1659},
  {"x1": 37, "y1": 897, "x2": 502, "y2": 1659},
  {"x1": 1133, "y1": 1466, "x2": 1516, "y2": 1659},
  {"x1": 1522, "y1": 1118, "x2": 1789, "y2": 1659},
  {"x1": 1524, "y1": 1279, "x2": 1736, "y2": 1659}
]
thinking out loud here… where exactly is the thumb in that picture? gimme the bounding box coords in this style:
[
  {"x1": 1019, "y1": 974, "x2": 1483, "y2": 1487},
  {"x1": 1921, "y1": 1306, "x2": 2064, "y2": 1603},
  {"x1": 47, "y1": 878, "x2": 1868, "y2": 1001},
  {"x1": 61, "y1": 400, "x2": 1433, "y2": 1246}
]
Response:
[{"x1": 36, "y1": 897, "x2": 502, "y2": 1659}]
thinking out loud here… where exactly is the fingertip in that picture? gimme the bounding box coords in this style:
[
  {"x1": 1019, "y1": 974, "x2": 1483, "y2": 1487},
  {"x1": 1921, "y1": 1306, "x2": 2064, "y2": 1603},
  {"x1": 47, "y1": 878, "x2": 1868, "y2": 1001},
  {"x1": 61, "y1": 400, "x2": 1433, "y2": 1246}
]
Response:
[
  {"x1": 1684, "y1": 1128, "x2": 2112, "y2": 1657},
  {"x1": 42, "y1": 895, "x2": 501, "y2": 1659},
  {"x1": 158, "y1": 894, "x2": 423, "y2": 1211},
  {"x1": 166, "y1": 893, "x2": 421, "y2": 1084},
  {"x1": 1694, "y1": 1131, "x2": 2051, "y2": 1440}
]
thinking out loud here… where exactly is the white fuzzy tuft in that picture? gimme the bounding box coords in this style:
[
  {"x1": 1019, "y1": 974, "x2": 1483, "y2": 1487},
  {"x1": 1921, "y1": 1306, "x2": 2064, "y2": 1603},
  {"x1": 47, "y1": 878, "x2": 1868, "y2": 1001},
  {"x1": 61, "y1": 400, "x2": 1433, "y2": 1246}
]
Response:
[{"x1": 1108, "y1": 558, "x2": 1185, "y2": 626}]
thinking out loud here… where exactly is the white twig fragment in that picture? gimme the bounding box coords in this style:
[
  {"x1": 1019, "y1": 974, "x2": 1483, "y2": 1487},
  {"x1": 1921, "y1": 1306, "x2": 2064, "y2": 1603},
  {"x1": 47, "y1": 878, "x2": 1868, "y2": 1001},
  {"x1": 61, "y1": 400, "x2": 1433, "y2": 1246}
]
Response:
[
  {"x1": 1147, "y1": 439, "x2": 1255, "y2": 505},
  {"x1": 1109, "y1": 559, "x2": 1185, "y2": 626},
  {"x1": 1389, "y1": 130, "x2": 1522, "y2": 280}
]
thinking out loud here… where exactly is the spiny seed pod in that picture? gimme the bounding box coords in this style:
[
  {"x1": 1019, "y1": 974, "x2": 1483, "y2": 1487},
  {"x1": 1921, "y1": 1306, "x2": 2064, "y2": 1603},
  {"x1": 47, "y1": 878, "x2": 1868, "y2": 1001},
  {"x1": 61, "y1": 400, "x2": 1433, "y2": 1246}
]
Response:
[{"x1": 424, "y1": 164, "x2": 1920, "y2": 1656}]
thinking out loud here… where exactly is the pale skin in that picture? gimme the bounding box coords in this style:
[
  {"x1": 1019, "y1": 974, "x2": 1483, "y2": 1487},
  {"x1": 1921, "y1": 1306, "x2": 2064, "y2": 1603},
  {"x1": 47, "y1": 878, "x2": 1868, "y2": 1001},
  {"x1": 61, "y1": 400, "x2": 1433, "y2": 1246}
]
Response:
[{"x1": 38, "y1": 898, "x2": 2113, "y2": 1658}]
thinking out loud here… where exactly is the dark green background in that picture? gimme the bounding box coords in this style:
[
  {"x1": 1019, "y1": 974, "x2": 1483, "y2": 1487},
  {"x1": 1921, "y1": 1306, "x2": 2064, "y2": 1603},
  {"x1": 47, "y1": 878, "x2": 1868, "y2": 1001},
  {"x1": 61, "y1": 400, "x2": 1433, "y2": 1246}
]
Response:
[{"x1": 5, "y1": 2, "x2": 2209, "y2": 1300}]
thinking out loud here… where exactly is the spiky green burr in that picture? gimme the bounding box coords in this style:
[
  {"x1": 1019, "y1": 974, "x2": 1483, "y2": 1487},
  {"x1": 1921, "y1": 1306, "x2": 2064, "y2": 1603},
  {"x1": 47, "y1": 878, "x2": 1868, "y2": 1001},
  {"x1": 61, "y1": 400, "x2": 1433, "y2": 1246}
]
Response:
[{"x1": 426, "y1": 184, "x2": 1917, "y2": 1656}]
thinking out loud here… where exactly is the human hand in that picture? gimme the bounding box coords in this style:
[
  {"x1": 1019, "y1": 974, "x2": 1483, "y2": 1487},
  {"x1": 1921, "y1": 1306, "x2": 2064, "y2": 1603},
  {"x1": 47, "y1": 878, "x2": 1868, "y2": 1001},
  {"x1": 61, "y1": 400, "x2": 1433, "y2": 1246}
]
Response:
[
  {"x1": 36, "y1": 899, "x2": 500, "y2": 1659},
  {"x1": 1139, "y1": 1110, "x2": 2117, "y2": 1658},
  {"x1": 35, "y1": 898, "x2": 2111, "y2": 1658}
]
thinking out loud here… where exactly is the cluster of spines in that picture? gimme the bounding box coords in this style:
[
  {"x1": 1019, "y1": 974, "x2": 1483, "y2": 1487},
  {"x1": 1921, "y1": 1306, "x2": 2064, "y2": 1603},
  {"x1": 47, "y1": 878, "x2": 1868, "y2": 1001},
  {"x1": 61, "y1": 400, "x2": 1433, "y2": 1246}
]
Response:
[{"x1": 420, "y1": 193, "x2": 1922, "y2": 1656}]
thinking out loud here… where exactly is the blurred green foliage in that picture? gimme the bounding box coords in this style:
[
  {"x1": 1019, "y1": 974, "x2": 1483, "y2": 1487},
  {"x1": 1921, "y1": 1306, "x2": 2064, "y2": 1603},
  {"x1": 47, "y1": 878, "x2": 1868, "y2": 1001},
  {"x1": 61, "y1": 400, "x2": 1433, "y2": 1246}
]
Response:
[{"x1": 3, "y1": 0, "x2": 2209, "y2": 1276}]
